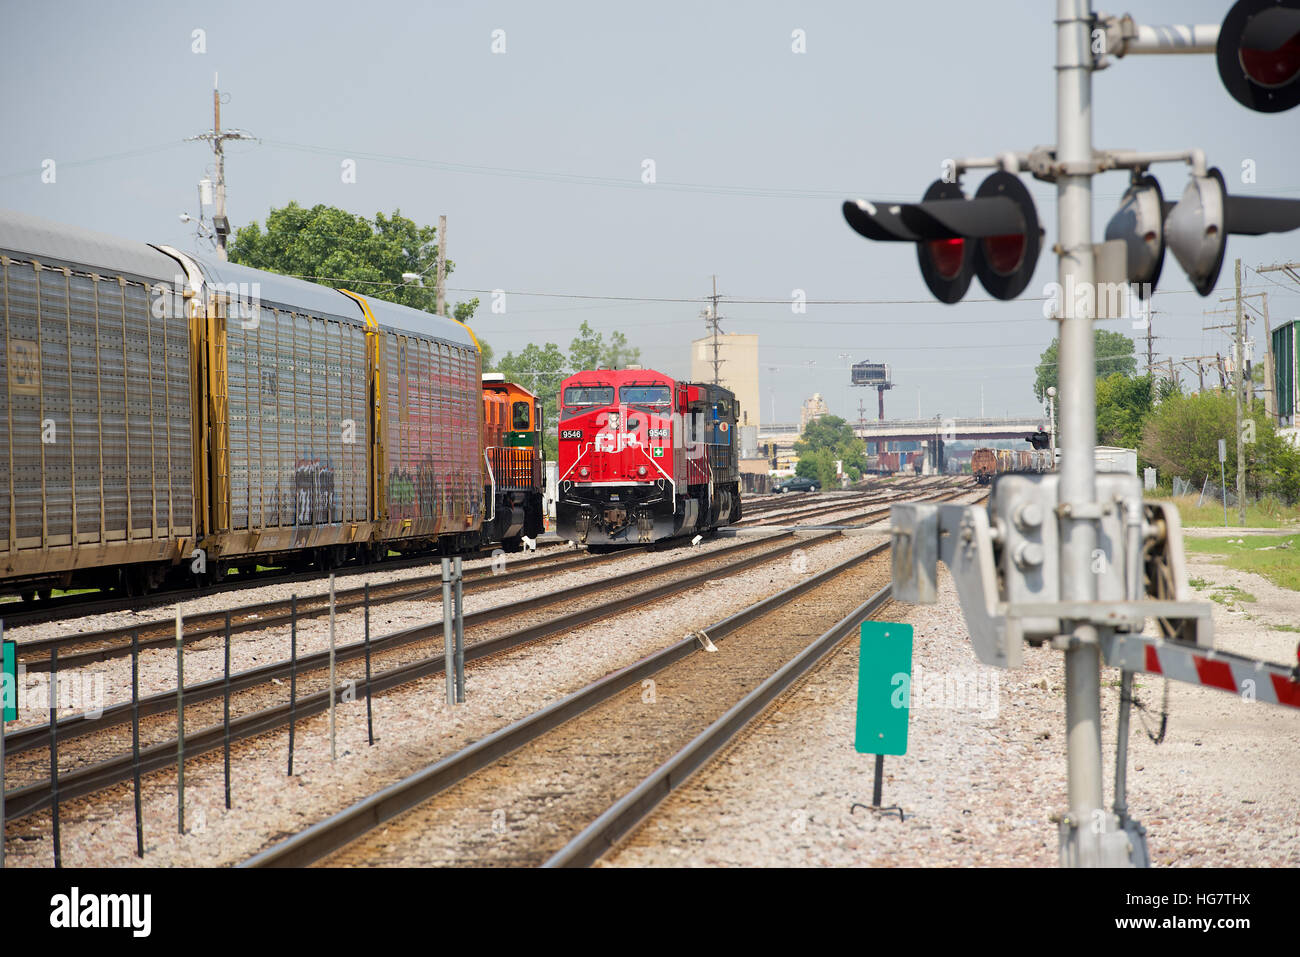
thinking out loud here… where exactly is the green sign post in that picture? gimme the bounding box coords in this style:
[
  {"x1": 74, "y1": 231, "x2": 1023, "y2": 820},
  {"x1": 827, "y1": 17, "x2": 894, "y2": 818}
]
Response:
[
  {"x1": 854, "y1": 621, "x2": 913, "y2": 818},
  {"x1": 2, "y1": 637, "x2": 14, "y2": 723},
  {"x1": 2, "y1": 628, "x2": 11, "y2": 868}
]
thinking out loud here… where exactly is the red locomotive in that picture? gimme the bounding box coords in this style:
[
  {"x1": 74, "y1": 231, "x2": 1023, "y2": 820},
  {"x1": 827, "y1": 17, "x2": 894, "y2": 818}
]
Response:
[{"x1": 556, "y1": 369, "x2": 741, "y2": 545}]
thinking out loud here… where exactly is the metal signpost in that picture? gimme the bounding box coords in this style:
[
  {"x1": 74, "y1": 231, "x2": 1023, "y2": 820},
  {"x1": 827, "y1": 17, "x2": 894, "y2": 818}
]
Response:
[
  {"x1": 845, "y1": 0, "x2": 1300, "y2": 866},
  {"x1": 1, "y1": 625, "x2": 11, "y2": 869},
  {"x1": 1219, "y1": 438, "x2": 1229, "y2": 526},
  {"x1": 854, "y1": 622, "x2": 912, "y2": 821}
]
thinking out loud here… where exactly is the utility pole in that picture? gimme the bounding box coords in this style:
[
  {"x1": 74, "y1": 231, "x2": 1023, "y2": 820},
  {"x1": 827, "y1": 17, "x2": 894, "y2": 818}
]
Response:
[
  {"x1": 1177, "y1": 355, "x2": 1220, "y2": 394},
  {"x1": 1233, "y1": 259, "x2": 1246, "y2": 526},
  {"x1": 1143, "y1": 309, "x2": 1158, "y2": 374},
  {"x1": 186, "y1": 74, "x2": 255, "y2": 261},
  {"x1": 1261, "y1": 292, "x2": 1275, "y2": 422},
  {"x1": 436, "y1": 214, "x2": 447, "y2": 317},
  {"x1": 1219, "y1": 290, "x2": 1276, "y2": 422},
  {"x1": 1256, "y1": 261, "x2": 1300, "y2": 286},
  {"x1": 704, "y1": 275, "x2": 724, "y2": 385}
]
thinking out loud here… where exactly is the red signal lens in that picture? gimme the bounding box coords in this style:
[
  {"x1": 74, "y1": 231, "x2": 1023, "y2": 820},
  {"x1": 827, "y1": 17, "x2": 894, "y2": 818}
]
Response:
[
  {"x1": 1240, "y1": 30, "x2": 1300, "y2": 88},
  {"x1": 983, "y1": 234, "x2": 1025, "y2": 275},
  {"x1": 927, "y1": 238, "x2": 965, "y2": 279}
]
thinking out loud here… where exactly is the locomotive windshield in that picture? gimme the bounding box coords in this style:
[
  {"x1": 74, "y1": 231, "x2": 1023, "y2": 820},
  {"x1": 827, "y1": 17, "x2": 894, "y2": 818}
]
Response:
[
  {"x1": 563, "y1": 386, "x2": 614, "y2": 407},
  {"x1": 619, "y1": 385, "x2": 671, "y2": 406}
]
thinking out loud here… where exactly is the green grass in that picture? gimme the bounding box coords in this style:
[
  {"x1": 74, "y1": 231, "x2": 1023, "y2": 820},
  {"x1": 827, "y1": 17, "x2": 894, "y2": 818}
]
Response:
[
  {"x1": 1272, "y1": 623, "x2": 1300, "y2": 633},
  {"x1": 1184, "y1": 534, "x2": 1300, "y2": 593},
  {"x1": 1153, "y1": 495, "x2": 1300, "y2": 529},
  {"x1": 1205, "y1": 584, "x2": 1257, "y2": 605}
]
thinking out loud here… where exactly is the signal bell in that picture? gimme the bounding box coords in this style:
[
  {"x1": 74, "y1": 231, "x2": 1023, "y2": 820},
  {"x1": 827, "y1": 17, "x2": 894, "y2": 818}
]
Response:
[
  {"x1": 1217, "y1": 0, "x2": 1300, "y2": 113},
  {"x1": 842, "y1": 171, "x2": 1042, "y2": 305}
]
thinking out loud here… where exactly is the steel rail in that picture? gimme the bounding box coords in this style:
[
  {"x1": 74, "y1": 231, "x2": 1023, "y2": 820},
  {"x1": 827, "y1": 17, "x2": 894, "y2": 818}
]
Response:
[
  {"x1": 241, "y1": 540, "x2": 891, "y2": 868},
  {"x1": 545, "y1": 582, "x2": 893, "y2": 867}
]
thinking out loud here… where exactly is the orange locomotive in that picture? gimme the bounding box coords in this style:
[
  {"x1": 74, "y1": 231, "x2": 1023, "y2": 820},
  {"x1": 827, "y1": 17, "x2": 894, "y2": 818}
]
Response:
[{"x1": 480, "y1": 375, "x2": 546, "y2": 551}]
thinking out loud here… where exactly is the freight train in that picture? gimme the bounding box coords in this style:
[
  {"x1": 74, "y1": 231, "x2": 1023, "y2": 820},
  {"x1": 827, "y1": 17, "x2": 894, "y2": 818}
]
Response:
[
  {"x1": 0, "y1": 210, "x2": 543, "y2": 598},
  {"x1": 871, "y1": 450, "x2": 923, "y2": 475},
  {"x1": 970, "y1": 447, "x2": 1054, "y2": 485},
  {"x1": 555, "y1": 369, "x2": 741, "y2": 545}
]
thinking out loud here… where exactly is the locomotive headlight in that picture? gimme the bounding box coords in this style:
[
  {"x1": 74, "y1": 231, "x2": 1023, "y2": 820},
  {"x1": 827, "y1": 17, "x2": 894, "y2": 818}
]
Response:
[
  {"x1": 638, "y1": 465, "x2": 648, "y2": 477},
  {"x1": 579, "y1": 467, "x2": 590, "y2": 477}
]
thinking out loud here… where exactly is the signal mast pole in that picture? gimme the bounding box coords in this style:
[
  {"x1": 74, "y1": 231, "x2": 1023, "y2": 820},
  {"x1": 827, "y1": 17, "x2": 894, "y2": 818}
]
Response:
[{"x1": 1055, "y1": 0, "x2": 1106, "y2": 866}]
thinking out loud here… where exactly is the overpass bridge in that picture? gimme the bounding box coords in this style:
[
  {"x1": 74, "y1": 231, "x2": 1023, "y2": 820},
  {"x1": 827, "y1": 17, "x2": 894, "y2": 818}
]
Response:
[{"x1": 758, "y1": 416, "x2": 1047, "y2": 446}]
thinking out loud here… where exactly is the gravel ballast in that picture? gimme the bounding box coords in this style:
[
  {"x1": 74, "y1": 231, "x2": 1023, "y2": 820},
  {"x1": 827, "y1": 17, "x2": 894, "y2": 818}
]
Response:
[
  {"x1": 604, "y1": 555, "x2": 1300, "y2": 867},
  {"x1": 3, "y1": 530, "x2": 887, "y2": 867}
]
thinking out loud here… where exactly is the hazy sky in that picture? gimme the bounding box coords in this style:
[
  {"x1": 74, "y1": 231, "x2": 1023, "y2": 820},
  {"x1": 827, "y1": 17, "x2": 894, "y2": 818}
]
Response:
[{"x1": 3, "y1": 0, "x2": 1297, "y2": 423}]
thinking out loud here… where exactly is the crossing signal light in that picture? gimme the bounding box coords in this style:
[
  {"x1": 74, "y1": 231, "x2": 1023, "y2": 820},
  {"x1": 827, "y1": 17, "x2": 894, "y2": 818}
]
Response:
[
  {"x1": 1104, "y1": 174, "x2": 1166, "y2": 298},
  {"x1": 843, "y1": 172, "x2": 1042, "y2": 305},
  {"x1": 1164, "y1": 168, "x2": 1300, "y2": 295},
  {"x1": 1026, "y1": 429, "x2": 1051, "y2": 451},
  {"x1": 1217, "y1": 0, "x2": 1300, "y2": 113},
  {"x1": 1105, "y1": 167, "x2": 1300, "y2": 297}
]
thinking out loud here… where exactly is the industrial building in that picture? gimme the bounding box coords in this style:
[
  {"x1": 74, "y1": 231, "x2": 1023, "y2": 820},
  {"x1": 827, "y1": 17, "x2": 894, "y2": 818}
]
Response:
[{"x1": 690, "y1": 332, "x2": 760, "y2": 431}]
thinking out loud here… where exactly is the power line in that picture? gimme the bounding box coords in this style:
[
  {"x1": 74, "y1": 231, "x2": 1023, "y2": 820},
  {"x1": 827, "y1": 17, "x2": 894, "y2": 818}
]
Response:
[
  {"x1": 0, "y1": 142, "x2": 188, "y2": 183},
  {"x1": 262, "y1": 138, "x2": 1300, "y2": 202}
]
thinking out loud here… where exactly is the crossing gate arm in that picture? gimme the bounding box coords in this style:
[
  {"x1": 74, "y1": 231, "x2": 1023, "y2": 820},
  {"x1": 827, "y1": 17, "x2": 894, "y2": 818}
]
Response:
[{"x1": 1102, "y1": 632, "x2": 1300, "y2": 710}]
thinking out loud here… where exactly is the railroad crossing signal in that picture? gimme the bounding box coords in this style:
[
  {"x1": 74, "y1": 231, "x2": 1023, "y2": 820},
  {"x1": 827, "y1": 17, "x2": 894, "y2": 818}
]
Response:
[
  {"x1": 1026, "y1": 429, "x2": 1051, "y2": 451},
  {"x1": 842, "y1": 171, "x2": 1042, "y2": 304},
  {"x1": 846, "y1": 1, "x2": 1300, "y2": 309},
  {"x1": 1106, "y1": 166, "x2": 1300, "y2": 298},
  {"x1": 872, "y1": 0, "x2": 1300, "y2": 869}
]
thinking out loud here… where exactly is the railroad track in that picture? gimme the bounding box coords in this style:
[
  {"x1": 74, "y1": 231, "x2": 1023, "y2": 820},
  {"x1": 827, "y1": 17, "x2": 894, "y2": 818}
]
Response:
[
  {"x1": 734, "y1": 491, "x2": 891, "y2": 525},
  {"x1": 8, "y1": 543, "x2": 605, "y2": 673},
  {"x1": 1, "y1": 528, "x2": 836, "y2": 823},
  {"x1": 735, "y1": 492, "x2": 904, "y2": 527},
  {"x1": 737, "y1": 482, "x2": 976, "y2": 528},
  {"x1": 0, "y1": 542, "x2": 566, "y2": 630},
  {"x1": 243, "y1": 539, "x2": 897, "y2": 867},
  {"x1": 738, "y1": 477, "x2": 943, "y2": 517},
  {"x1": 4, "y1": 484, "x2": 978, "y2": 827}
]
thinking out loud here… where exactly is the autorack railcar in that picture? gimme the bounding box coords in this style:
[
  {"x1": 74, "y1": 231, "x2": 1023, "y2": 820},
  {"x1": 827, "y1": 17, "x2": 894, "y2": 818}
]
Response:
[{"x1": 0, "y1": 209, "x2": 539, "y2": 598}]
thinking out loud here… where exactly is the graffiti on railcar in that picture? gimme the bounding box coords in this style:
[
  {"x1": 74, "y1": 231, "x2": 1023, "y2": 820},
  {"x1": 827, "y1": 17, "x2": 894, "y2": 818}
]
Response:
[
  {"x1": 387, "y1": 458, "x2": 442, "y2": 522},
  {"x1": 294, "y1": 455, "x2": 336, "y2": 524}
]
